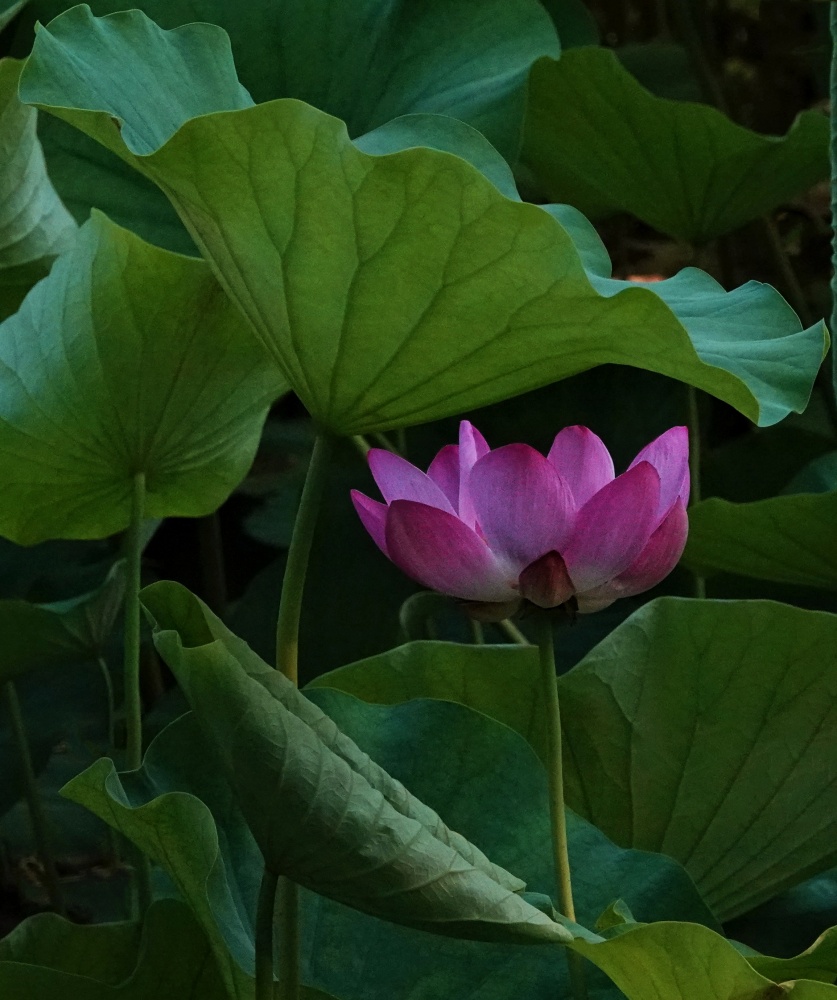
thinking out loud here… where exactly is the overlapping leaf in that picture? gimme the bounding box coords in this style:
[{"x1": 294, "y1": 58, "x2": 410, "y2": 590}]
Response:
[
  {"x1": 19, "y1": 7, "x2": 827, "y2": 433},
  {"x1": 523, "y1": 46, "x2": 830, "y2": 242},
  {"x1": 138, "y1": 580, "x2": 565, "y2": 944},
  {"x1": 315, "y1": 600, "x2": 837, "y2": 926},
  {"x1": 0, "y1": 899, "x2": 230, "y2": 999},
  {"x1": 10, "y1": 0, "x2": 560, "y2": 253},
  {"x1": 684, "y1": 491, "x2": 837, "y2": 590},
  {"x1": 0, "y1": 58, "x2": 74, "y2": 320},
  {"x1": 557, "y1": 598, "x2": 837, "y2": 920},
  {"x1": 0, "y1": 211, "x2": 283, "y2": 544},
  {"x1": 0, "y1": 561, "x2": 124, "y2": 685},
  {"x1": 65, "y1": 612, "x2": 738, "y2": 1000}
]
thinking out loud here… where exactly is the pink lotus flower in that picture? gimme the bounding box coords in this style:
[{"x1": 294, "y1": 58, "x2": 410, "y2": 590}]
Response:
[{"x1": 351, "y1": 422, "x2": 689, "y2": 618}]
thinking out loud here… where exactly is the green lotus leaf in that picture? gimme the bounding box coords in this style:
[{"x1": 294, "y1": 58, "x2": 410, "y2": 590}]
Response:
[
  {"x1": 0, "y1": 561, "x2": 124, "y2": 685},
  {"x1": 65, "y1": 649, "x2": 728, "y2": 1000},
  {"x1": 558, "y1": 598, "x2": 837, "y2": 920},
  {"x1": 315, "y1": 595, "x2": 837, "y2": 926},
  {"x1": 0, "y1": 899, "x2": 230, "y2": 999},
  {"x1": 0, "y1": 211, "x2": 283, "y2": 544},
  {"x1": 19, "y1": 7, "x2": 827, "y2": 432},
  {"x1": 0, "y1": 58, "x2": 74, "y2": 319},
  {"x1": 684, "y1": 491, "x2": 837, "y2": 590},
  {"x1": 10, "y1": 0, "x2": 560, "y2": 252},
  {"x1": 137, "y1": 580, "x2": 568, "y2": 945},
  {"x1": 523, "y1": 46, "x2": 830, "y2": 242}
]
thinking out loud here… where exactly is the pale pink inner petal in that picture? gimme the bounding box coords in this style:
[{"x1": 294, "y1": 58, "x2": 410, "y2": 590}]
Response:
[
  {"x1": 368, "y1": 449, "x2": 455, "y2": 513},
  {"x1": 518, "y1": 551, "x2": 575, "y2": 609},
  {"x1": 427, "y1": 444, "x2": 461, "y2": 510},
  {"x1": 469, "y1": 444, "x2": 575, "y2": 570},
  {"x1": 548, "y1": 425, "x2": 615, "y2": 508},
  {"x1": 629, "y1": 426, "x2": 689, "y2": 518},
  {"x1": 458, "y1": 421, "x2": 491, "y2": 528},
  {"x1": 564, "y1": 461, "x2": 661, "y2": 592},
  {"x1": 385, "y1": 499, "x2": 515, "y2": 603},
  {"x1": 351, "y1": 491, "x2": 389, "y2": 556}
]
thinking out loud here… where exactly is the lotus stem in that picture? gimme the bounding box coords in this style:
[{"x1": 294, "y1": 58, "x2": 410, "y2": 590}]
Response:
[
  {"x1": 124, "y1": 471, "x2": 146, "y2": 771},
  {"x1": 831, "y1": 3, "x2": 837, "y2": 403},
  {"x1": 124, "y1": 471, "x2": 151, "y2": 913},
  {"x1": 197, "y1": 511, "x2": 228, "y2": 616},
  {"x1": 534, "y1": 617, "x2": 587, "y2": 1000},
  {"x1": 255, "y1": 867, "x2": 280, "y2": 1000},
  {"x1": 499, "y1": 618, "x2": 529, "y2": 646},
  {"x1": 273, "y1": 429, "x2": 333, "y2": 1000},
  {"x1": 2, "y1": 681, "x2": 64, "y2": 915},
  {"x1": 275, "y1": 431, "x2": 333, "y2": 683}
]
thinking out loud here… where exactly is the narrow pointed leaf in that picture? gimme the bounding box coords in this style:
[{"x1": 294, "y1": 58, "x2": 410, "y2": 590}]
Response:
[
  {"x1": 0, "y1": 58, "x2": 75, "y2": 319},
  {"x1": 523, "y1": 47, "x2": 830, "y2": 242},
  {"x1": 0, "y1": 212, "x2": 283, "y2": 544},
  {"x1": 139, "y1": 580, "x2": 565, "y2": 944},
  {"x1": 142, "y1": 580, "x2": 523, "y2": 893},
  {"x1": 19, "y1": 7, "x2": 826, "y2": 432}
]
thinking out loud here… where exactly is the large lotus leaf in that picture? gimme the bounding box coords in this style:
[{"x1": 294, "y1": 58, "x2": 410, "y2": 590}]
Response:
[
  {"x1": 0, "y1": 211, "x2": 283, "y2": 544},
  {"x1": 315, "y1": 601, "x2": 837, "y2": 924},
  {"x1": 0, "y1": 562, "x2": 124, "y2": 685},
  {"x1": 299, "y1": 691, "x2": 813, "y2": 1000},
  {"x1": 684, "y1": 492, "x2": 837, "y2": 590},
  {"x1": 137, "y1": 581, "x2": 568, "y2": 945},
  {"x1": 65, "y1": 681, "x2": 730, "y2": 1000},
  {"x1": 523, "y1": 46, "x2": 830, "y2": 242},
  {"x1": 18, "y1": 0, "x2": 558, "y2": 156},
  {"x1": 556, "y1": 597, "x2": 837, "y2": 921},
  {"x1": 0, "y1": 899, "x2": 230, "y2": 999},
  {"x1": 0, "y1": 58, "x2": 74, "y2": 319},
  {"x1": 142, "y1": 579, "x2": 524, "y2": 894},
  {"x1": 19, "y1": 8, "x2": 827, "y2": 432},
  {"x1": 308, "y1": 640, "x2": 549, "y2": 765}
]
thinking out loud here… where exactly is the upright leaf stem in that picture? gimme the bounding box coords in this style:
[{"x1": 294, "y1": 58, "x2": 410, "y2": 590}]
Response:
[
  {"x1": 831, "y1": 3, "x2": 837, "y2": 402},
  {"x1": 255, "y1": 868, "x2": 280, "y2": 1000},
  {"x1": 533, "y1": 617, "x2": 587, "y2": 1000},
  {"x1": 275, "y1": 431, "x2": 333, "y2": 683},
  {"x1": 271, "y1": 429, "x2": 333, "y2": 1000},
  {"x1": 124, "y1": 471, "x2": 145, "y2": 771},
  {"x1": 2, "y1": 681, "x2": 64, "y2": 915},
  {"x1": 124, "y1": 471, "x2": 151, "y2": 914}
]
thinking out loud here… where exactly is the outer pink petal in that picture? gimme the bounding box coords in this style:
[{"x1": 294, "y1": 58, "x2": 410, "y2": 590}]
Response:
[
  {"x1": 368, "y1": 449, "x2": 455, "y2": 513},
  {"x1": 629, "y1": 426, "x2": 689, "y2": 519},
  {"x1": 385, "y1": 500, "x2": 515, "y2": 603},
  {"x1": 574, "y1": 500, "x2": 688, "y2": 612},
  {"x1": 564, "y1": 462, "x2": 661, "y2": 592},
  {"x1": 611, "y1": 497, "x2": 688, "y2": 596},
  {"x1": 351, "y1": 491, "x2": 390, "y2": 556},
  {"x1": 469, "y1": 444, "x2": 575, "y2": 569},
  {"x1": 518, "y1": 551, "x2": 575, "y2": 609},
  {"x1": 547, "y1": 426, "x2": 615, "y2": 508},
  {"x1": 427, "y1": 444, "x2": 461, "y2": 509},
  {"x1": 458, "y1": 421, "x2": 490, "y2": 528}
]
